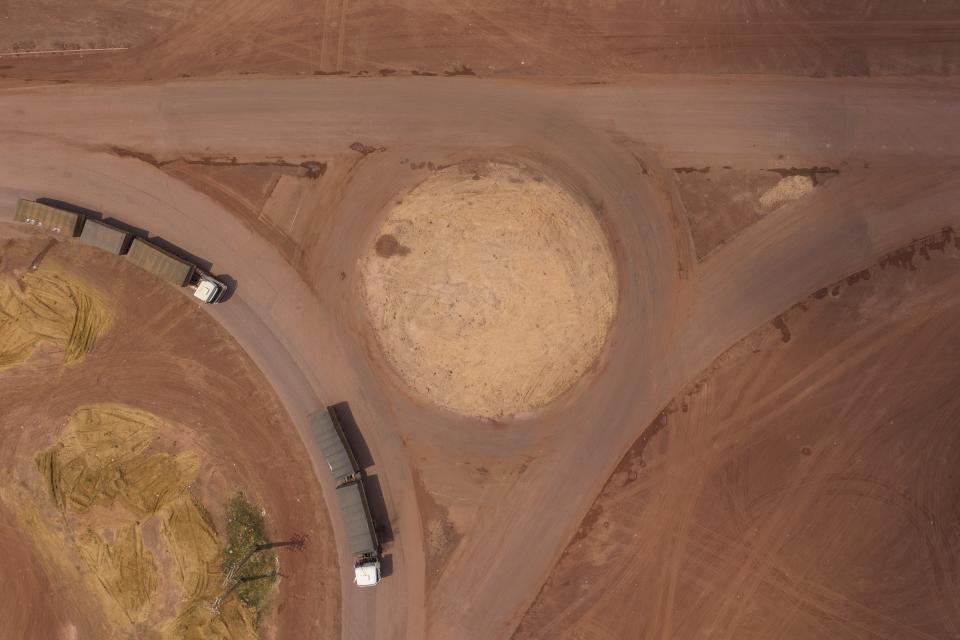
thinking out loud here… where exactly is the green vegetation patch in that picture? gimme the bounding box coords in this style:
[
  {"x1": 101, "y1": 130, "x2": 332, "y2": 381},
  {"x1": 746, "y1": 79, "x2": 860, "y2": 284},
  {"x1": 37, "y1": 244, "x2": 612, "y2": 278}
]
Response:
[{"x1": 221, "y1": 492, "x2": 278, "y2": 616}]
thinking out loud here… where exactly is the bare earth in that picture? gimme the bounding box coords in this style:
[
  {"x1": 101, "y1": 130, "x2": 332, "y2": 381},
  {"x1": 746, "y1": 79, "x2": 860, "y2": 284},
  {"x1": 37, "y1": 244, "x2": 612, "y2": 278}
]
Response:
[
  {"x1": 360, "y1": 162, "x2": 617, "y2": 419},
  {"x1": 516, "y1": 232, "x2": 960, "y2": 639},
  {"x1": 1, "y1": 76, "x2": 960, "y2": 640},
  {"x1": 4, "y1": 1, "x2": 960, "y2": 81},
  {"x1": 1, "y1": 4, "x2": 960, "y2": 640},
  {"x1": 0, "y1": 239, "x2": 339, "y2": 640}
]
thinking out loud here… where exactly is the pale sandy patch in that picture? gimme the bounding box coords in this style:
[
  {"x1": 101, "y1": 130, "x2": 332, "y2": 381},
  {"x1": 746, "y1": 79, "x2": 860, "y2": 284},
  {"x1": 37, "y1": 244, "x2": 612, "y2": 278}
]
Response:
[
  {"x1": 759, "y1": 175, "x2": 815, "y2": 210},
  {"x1": 360, "y1": 162, "x2": 617, "y2": 418}
]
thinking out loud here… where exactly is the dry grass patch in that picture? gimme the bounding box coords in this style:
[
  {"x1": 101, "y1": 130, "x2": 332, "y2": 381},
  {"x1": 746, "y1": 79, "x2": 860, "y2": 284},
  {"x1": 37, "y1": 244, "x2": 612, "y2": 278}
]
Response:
[
  {"x1": 29, "y1": 404, "x2": 279, "y2": 639},
  {"x1": 0, "y1": 269, "x2": 110, "y2": 369}
]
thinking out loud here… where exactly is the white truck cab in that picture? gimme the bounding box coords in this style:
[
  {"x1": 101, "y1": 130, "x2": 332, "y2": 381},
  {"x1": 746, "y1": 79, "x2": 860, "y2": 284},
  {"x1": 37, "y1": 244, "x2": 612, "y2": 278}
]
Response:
[
  {"x1": 354, "y1": 558, "x2": 381, "y2": 587},
  {"x1": 191, "y1": 271, "x2": 227, "y2": 304}
]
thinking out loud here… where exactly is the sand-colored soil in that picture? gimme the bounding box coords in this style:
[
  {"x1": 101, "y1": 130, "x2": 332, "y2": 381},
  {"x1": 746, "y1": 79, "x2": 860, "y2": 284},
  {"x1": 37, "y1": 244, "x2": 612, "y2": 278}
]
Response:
[
  {"x1": 758, "y1": 175, "x2": 814, "y2": 209},
  {"x1": 360, "y1": 162, "x2": 617, "y2": 418},
  {"x1": 0, "y1": 269, "x2": 110, "y2": 369}
]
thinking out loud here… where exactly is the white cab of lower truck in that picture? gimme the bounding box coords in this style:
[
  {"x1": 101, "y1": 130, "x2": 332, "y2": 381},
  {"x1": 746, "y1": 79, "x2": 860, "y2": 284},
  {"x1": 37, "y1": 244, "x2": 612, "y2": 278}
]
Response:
[{"x1": 355, "y1": 556, "x2": 381, "y2": 587}]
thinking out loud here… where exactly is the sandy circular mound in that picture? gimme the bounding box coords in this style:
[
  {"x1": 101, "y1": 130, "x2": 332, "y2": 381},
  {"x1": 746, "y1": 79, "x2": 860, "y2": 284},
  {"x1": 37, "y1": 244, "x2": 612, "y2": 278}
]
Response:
[{"x1": 360, "y1": 162, "x2": 617, "y2": 418}]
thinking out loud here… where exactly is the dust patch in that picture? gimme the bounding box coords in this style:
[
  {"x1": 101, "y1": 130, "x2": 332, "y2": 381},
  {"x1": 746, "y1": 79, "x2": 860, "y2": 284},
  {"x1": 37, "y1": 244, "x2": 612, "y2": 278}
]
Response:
[
  {"x1": 0, "y1": 269, "x2": 110, "y2": 369},
  {"x1": 759, "y1": 175, "x2": 815, "y2": 209},
  {"x1": 360, "y1": 162, "x2": 617, "y2": 418}
]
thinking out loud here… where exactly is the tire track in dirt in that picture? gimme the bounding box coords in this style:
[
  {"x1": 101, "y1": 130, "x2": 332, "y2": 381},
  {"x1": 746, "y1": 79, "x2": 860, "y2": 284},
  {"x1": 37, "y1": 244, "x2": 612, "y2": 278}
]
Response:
[
  {"x1": 336, "y1": 0, "x2": 349, "y2": 71},
  {"x1": 517, "y1": 232, "x2": 960, "y2": 639}
]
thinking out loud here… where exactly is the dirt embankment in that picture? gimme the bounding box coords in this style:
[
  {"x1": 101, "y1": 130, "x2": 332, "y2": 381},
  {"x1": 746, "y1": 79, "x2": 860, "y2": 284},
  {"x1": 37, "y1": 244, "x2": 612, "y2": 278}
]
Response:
[
  {"x1": 0, "y1": 238, "x2": 339, "y2": 640},
  {"x1": 360, "y1": 161, "x2": 617, "y2": 419},
  {"x1": 516, "y1": 229, "x2": 960, "y2": 639}
]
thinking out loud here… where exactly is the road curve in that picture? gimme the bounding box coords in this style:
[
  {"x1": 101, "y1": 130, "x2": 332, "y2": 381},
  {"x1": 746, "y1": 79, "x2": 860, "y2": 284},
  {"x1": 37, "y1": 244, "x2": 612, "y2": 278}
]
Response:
[{"x1": 1, "y1": 75, "x2": 959, "y2": 639}]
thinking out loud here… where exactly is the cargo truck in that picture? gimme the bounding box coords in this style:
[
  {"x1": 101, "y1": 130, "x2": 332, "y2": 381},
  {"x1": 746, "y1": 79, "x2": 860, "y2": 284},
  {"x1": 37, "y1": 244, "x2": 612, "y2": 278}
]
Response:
[
  {"x1": 335, "y1": 480, "x2": 381, "y2": 587},
  {"x1": 13, "y1": 199, "x2": 227, "y2": 304},
  {"x1": 308, "y1": 407, "x2": 360, "y2": 485},
  {"x1": 310, "y1": 404, "x2": 381, "y2": 586},
  {"x1": 15, "y1": 199, "x2": 81, "y2": 236},
  {"x1": 125, "y1": 238, "x2": 226, "y2": 303}
]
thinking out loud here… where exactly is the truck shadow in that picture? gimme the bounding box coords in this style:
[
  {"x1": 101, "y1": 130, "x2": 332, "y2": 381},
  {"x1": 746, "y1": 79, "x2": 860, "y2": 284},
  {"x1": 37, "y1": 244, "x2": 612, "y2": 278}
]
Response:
[
  {"x1": 361, "y1": 474, "x2": 394, "y2": 546},
  {"x1": 378, "y1": 553, "x2": 394, "y2": 579},
  {"x1": 95, "y1": 217, "x2": 150, "y2": 242},
  {"x1": 215, "y1": 274, "x2": 238, "y2": 302},
  {"x1": 150, "y1": 235, "x2": 213, "y2": 272},
  {"x1": 37, "y1": 197, "x2": 103, "y2": 221}
]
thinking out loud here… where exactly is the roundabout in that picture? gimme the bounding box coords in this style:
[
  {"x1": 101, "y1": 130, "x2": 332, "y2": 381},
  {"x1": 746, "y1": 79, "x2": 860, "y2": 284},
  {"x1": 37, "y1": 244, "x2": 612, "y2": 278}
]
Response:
[{"x1": 360, "y1": 161, "x2": 617, "y2": 419}]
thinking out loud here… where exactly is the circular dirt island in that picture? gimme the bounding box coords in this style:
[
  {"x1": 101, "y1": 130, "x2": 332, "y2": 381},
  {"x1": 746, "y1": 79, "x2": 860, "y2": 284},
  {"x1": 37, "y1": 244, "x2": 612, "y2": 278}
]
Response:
[{"x1": 360, "y1": 162, "x2": 617, "y2": 419}]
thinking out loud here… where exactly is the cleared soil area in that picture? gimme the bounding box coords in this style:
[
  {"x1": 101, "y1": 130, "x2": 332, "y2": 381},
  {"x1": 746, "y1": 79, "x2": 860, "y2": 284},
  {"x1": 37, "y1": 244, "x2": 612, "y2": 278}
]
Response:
[
  {"x1": 0, "y1": 0, "x2": 186, "y2": 54},
  {"x1": 673, "y1": 167, "x2": 839, "y2": 259},
  {"x1": 359, "y1": 162, "x2": 617, "y2": 419},
  {"x1": 0, "y1": 238, "x2": 339, "y2": 639},
  {"x1": 5, "y1": 68, "x2": 960, "y2": 640},
  {"x1": 515, "y1": 230, "x2": 960, "y2": 639},
  {"x1": 157, "y1": 158, "x2": 328, "y2": 266},
  {"x1": 3, "y1": 1, "x2": 960, "y2": 82}
]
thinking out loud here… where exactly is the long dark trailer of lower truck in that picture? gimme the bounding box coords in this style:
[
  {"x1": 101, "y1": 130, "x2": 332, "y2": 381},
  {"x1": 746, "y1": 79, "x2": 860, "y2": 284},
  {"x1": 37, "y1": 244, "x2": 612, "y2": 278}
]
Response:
[
  {"x1": 308, "y1": 406, "x2": 360, "y2": 485},
  {"x1": 335, "y1": 479, "x2": 381, "y2": 587}
]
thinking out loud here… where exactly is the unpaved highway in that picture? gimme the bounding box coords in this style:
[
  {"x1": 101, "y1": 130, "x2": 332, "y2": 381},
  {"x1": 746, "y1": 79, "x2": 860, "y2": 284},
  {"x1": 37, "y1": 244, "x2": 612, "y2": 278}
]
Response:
[{"x1": 1, "y1": 75, "x2": 959, "y2": 639}]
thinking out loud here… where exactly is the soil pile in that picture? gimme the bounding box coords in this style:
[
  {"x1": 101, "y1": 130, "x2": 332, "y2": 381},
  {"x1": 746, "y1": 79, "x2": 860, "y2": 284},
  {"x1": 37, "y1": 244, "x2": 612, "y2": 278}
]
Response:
[
  {"x1": 360, "y1": 162, "x2": 617, "y2": 418},
  {"x1": 0, "y1": 269, "x2": 109, "y2": 369}
]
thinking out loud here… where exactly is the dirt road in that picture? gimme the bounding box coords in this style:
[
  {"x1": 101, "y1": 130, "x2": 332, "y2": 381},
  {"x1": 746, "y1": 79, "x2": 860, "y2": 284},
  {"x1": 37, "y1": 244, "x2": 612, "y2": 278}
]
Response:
[
  {"x1": 1, "y1": 75, "x2": 959, "y2": 638},
  {"x1": 517, "y1": 231, "x2": 960, "y2": 639}
]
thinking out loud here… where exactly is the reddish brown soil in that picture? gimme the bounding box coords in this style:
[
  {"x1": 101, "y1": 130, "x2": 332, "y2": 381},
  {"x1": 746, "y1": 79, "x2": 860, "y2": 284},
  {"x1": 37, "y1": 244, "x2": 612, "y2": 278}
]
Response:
[
  {"x1": 673, "y1": 166, "x2": 840, "y2": 259},
  {"x1": 0, "y1": 238, "x2": 340, "y2": 639},
  {"x1": 515, "y1": 232, "x2": 960, "y2": 639},
  {"x1": 3, "y1": 58, "x2": 960, "y2": 640},
  {"x1": 159, "y1": 160, "x2": 303, "y2": 262},
  {"x1": 3, "y1": 1, "x2": 960, "y2": 83}
]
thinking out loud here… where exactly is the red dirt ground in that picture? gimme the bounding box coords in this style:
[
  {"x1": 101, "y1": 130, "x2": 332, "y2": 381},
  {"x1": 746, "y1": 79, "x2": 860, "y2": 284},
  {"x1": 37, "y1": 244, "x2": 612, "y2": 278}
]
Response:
[
  {"x1": 672, "y1": 166, "x2": 841, "y2": 259},
  {"x1": 514, "y1": 230, "x2": 960, "y2": 639},
  {"x1": 1, "y1": 5, "x2": 960, "y2": 631},
  {"x1": 0, "y1": 237, "x2": 340, "y2": 639},
  {"x1": 3, "y1": 1, "x2": 960, "y2": 83}
]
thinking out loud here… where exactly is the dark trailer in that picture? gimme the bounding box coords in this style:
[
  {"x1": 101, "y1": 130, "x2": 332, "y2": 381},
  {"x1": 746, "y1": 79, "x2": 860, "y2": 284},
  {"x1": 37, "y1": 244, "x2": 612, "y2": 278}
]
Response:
[
  {"x1": 14, "y1": 199, "x2": 82, "y2": 236},
  {"x1": 79, "y1": 218, "x2": 131, "y2": 255},
  {"x1": 308, "y1": 407, "x2": 359, "y2": 484},
  {"x1": 125, "y1": 237, "x2": 195, "y2": 287},
  {"x1": 335, "y1": 480, "x2": 379, "y2": 558}
]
